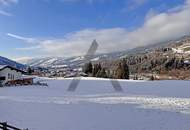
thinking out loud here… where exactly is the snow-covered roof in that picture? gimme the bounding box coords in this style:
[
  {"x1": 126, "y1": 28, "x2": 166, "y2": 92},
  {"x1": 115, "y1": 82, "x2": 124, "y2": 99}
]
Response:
[
  {"x1": 184, "y1": 60, "x2": 190, "y2": 65},
  {"x1": 0, "y1": 65, "x2": 25, "y2": 73},
  {"x1": 0, "y1": 65, "x2": 8, "y2": 70}
]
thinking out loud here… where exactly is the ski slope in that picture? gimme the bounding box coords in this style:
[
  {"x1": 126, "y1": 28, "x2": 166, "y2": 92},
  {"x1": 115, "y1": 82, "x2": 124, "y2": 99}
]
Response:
[{"x1": 1, "y1": 78, "x2": 190, "y2": 130}]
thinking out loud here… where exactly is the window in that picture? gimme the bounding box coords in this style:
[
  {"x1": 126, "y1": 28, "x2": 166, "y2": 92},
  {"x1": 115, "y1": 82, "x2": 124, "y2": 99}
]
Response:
[
  {"x1": 8, "y1": 73, "x2": 14, "y2": 80},
  {"x1": 8, "y1": 73, "x2": 11, "y2": 79}
]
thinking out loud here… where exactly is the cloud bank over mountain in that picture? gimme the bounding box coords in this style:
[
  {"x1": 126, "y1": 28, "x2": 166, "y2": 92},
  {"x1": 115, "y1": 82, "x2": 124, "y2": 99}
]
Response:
[{"x1": 8, "y1": 0, "x2": 190, "y2": 57}]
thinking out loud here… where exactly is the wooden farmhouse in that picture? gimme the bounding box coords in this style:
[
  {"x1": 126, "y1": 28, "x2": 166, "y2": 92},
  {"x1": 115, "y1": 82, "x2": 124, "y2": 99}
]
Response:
[{"x1": 0, "y1": 65, "x2": 25, "y2": 86}]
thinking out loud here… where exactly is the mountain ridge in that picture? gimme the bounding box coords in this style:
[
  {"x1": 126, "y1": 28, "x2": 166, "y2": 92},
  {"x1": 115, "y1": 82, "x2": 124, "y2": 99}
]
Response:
[
  {"x1": 0, "y1": 56, "x2": 26, "y2": 70},
  {"x1": 16, "y1": 35, "x2": 190, "y2": 68}
]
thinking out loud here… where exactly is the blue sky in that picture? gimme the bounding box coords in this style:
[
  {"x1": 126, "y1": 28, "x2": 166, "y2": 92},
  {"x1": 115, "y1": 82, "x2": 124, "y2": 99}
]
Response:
[{"x1": 0, "y1": 0, "x2": 189, "y2": 60}]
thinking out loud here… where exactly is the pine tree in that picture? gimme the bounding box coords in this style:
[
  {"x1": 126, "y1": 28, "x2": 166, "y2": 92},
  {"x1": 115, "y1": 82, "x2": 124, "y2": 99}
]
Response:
[
  {"x1": 27, "y1": 67, "x2": 33, "y2": 75},
  {"x1": 92, "y1": 63, "x2": 102, "y2": 77},
  {"x1": 121, "y1": 59, "x2": 130, "y2": 79},
  {"x1": 150, "y1": 75, "x2": 155, "y2": 81},
  {"x1": 115, "y1": 62, "x2": 123, "y2": 79},
  {"x1": 96, "y1": 68, "x2": 107, "y2": 78},
  {"x1": 92, "y1": 64, "x2": 98, "y2": 77},
  {"x1": 115, "y1": 59, "x2": 129, "y2": 79},
  {"x1": 88, "y1": 62, "x2": 93, "y2": 73},
  {"x1": 83, "y1": 62, "x2": 93, "y2": 74}
]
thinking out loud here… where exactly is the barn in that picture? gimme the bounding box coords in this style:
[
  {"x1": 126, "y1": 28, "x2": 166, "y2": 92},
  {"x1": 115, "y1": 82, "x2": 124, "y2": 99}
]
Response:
[{"x1": 0, "y1": 65, "x2": 25, "y2": 86}]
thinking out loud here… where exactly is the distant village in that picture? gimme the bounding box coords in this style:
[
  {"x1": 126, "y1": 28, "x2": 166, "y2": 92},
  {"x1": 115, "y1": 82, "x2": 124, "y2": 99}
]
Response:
[
  {"x1": 1, "y1": 37, "x2": 190, "y2": 87},
  {"x1": 28, "y1": 38, "x2": 190, "y2": 81}
]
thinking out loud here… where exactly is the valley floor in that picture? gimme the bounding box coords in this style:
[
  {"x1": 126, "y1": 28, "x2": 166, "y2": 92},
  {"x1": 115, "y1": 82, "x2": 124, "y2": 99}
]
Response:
[{"x1": 0, "y1": 78, "x2": 190, "y2": 130}]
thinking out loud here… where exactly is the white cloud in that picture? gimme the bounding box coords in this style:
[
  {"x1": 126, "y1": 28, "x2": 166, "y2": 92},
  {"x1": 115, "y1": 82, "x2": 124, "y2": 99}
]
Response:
[
  {"x1": 0, "y1": 0, "x2": 18, "y2": 16},
  {"x1": 0, "y1": 9, "x2": 11, "y2": 16},
  {"x1": 7, "y1": 33, "x2": 39, "y2": 44},
  {"x1": 11, "y1": 0, "x2": 190, "y2": 57},
  {"x1": 121, "y1": 0, "x2": 147, "y2": 12},
  {"x1": 145, "y1": 8, "x2": 159, "y2": 20},
  {"x1": 13, "y1": 56, "x2": 34, "y2": 64},
  {"x1": 128, "y1": 0, "x2": 147, "y2": 10},
  {"x1": 52, "y1": 0, "x2": 107, "y2": 4},
  {"x1": 13, "y1": 28, "x2": 131, "y2": 57},
  {"x1": 0, "y1": 0, "x2": 18, "y2": 5}
]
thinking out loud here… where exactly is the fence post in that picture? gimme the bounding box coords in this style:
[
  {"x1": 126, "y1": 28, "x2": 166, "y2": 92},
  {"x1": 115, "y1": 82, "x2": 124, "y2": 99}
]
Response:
[{"x1": 2, "y1": 122, "x2": 7, "y2": 130}]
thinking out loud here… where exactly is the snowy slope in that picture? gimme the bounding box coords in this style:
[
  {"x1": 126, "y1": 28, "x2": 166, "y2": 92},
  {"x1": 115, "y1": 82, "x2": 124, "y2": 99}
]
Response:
[
  {"x1": 0, "y1": 56, "x2": 26, "y2": 69},
  {"x1": 15, "y1": 35, "x2": 190, "y2": 69},
  {"x1": 1, "y1": 78, "x2": 190, "y2": 130},
  {"x1": 16, "y1": 51, "x2": 127, "y2": 68}
]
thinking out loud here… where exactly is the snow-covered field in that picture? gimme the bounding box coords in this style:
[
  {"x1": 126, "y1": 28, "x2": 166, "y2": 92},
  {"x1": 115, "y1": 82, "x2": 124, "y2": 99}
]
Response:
[{"x1": 1, "y1": 78, "x2": 190, "y2": 130}]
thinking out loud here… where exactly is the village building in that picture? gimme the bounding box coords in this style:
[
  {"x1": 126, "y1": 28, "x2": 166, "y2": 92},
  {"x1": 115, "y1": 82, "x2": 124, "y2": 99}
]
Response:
[{"x1": 0, "y1": 65, "x2": 25, "y2": 86}]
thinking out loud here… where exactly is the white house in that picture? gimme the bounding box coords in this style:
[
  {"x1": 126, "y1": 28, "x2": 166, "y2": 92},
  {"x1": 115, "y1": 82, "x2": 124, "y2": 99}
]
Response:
[{"x1": 0, "y1": 65, "x2": 25, "y2": 86}]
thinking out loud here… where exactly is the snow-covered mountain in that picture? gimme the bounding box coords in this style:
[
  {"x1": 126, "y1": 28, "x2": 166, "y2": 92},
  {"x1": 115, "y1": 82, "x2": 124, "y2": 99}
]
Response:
[
  {"x1": 0, "y1": 56, "x2": 26, "y2": 69},
  {"x1": 12, "y1": 47, "x2": 171, "y2": 68},
  {"x1": 15, "y1": 40, "x2": 181, "y2": 68},
  {"x1": 16, "y1": 51, "x2": 128, "y2": 68},
  {"x1": 16, "y1": 35, "x2": 190, "y2": 68}
]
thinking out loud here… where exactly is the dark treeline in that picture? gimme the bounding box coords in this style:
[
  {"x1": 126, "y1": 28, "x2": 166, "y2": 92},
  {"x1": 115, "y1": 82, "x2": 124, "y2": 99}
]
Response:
[
  {"x1": 126, "y1": 54, "x2": 189, "y2": 74},
  {"x1": 83, "y1": 59, "x2": 129, "y2": 79},
  {"x1": 82, "y1": 46, "x2": 190, "y2": 80}
]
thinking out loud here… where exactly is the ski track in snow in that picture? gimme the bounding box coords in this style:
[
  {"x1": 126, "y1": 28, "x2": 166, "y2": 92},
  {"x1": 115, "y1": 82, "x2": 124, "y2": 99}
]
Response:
[
  {"x1": 1, "y1": 94, "x2": 190, "y2": 114},
  {"x1": 1, "y1": 79, "x2": 190, "y2": 130}
]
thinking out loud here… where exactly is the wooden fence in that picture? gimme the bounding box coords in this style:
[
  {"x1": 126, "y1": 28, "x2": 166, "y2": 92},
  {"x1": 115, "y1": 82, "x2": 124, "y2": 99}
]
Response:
[
  {"x1": 0, "y1": 122, "x2": 28, "y2": 130},
  {"x1": 5, "y1": 78, "x2": 34, "y2": 86}
]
